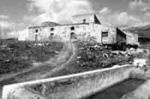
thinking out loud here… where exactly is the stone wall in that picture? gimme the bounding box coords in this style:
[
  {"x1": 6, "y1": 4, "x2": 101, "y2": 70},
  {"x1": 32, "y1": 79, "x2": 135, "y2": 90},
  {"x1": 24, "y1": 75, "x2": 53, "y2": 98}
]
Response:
[{"x1": 2, "y1": 65, "x2": 144, "y2": 99}]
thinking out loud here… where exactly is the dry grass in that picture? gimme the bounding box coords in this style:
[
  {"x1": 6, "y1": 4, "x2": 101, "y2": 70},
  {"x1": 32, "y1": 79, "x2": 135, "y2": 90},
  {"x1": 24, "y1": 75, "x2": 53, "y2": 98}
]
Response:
[{"x1": 0, "y1": 39, "x2": 63, "y2": 75}]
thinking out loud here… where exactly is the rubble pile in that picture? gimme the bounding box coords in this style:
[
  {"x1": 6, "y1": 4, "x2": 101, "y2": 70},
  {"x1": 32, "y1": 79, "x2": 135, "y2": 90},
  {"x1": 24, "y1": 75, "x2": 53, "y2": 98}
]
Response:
[
  {"x1": 52, "y1": 42, "x2": 133, "y2": 77},
  {"x1": 75, "y1": 42, "x2": 131, "y2": 69},
  {"x1": 0, "y1": 40, "x2": 63, "y2": 74}
]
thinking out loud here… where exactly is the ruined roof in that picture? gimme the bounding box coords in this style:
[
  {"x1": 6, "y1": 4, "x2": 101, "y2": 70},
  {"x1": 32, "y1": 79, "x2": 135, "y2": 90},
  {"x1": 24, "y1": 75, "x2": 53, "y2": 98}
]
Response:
[
  {"x1": 41, "y1": 21, "x2": 60, "y2": 27},
  {"x1": 73, "y1": 13, "x2": 101, "y2": 24},
  {"x1": 29, "y1": 23, "x2": 89, "y2": 29},
  {"x1": 29, "y1": 25, "x2": 48, "y2": 29},
  {"x1": 59, "y1": 23, "x2": 89, "y2": 26},
  {"x1": 29, "y1": 21, "x2": 60, "y2": 29}
]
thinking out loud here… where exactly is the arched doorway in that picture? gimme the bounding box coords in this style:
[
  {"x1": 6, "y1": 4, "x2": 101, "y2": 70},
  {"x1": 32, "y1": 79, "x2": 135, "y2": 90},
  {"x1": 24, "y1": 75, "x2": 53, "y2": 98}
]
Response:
[
  {"x1": 35, "y1": 34, "x2": 38, "y2": 41},
  {"x1": 70, "y1": 32, "x2": 76, "y2": 39}
]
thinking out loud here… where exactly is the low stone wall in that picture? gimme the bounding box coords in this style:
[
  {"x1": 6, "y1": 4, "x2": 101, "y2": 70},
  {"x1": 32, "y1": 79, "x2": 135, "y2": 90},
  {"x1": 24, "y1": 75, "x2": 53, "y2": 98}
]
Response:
[{"x1": 2, "y1": 65, "x2": 144, "y2": 99}]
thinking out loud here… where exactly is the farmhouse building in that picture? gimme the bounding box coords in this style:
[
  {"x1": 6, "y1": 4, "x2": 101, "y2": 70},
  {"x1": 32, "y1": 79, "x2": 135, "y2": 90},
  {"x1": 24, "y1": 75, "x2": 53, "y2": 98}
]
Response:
[{"x1": 28, "y1": 13, "x2": 138, "y2": 45}]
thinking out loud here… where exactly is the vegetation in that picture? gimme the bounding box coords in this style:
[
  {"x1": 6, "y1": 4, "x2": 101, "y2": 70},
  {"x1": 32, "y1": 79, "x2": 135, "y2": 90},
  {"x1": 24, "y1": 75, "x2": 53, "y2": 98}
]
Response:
[
  {"x1": 51, "y1": 41, "x2": 132, "y2": 77},
  {"x1": 0, "y1": 39, "x2": 63, "y2": 74}
]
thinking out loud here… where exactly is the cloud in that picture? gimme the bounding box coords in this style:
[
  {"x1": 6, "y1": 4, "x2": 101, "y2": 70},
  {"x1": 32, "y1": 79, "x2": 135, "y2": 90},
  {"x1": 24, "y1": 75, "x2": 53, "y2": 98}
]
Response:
[
  {"x1": 0, "y1": 20, "x2": 27, "y2": 39},
  {"x1": 99, "y1": 7, "x2": 111, "y2": 14},
  {"x1": 115, "y1": 12, "x2": 141, "y2": 25},
  {"x1": 128, "y1": 0, "x2": 150, "y2": 13},
  {"x1": 26, "y1": 0, "x2": 93, "y2": 24},
  {"x1": 0, "y1": 15, "x2": 9, "y2": 19},
  {"x1": 99, "y1": 7, "x2": 143, "y2": 27},
  {"x1": 129, "y1": 0, "x2": 148, "y2": 9},
  {"x1": 0, "y1": 21, "x2": 16, "y2": 38},
  {"x1": 0, "y1": 21, "x2": 15, "y2": 29}
]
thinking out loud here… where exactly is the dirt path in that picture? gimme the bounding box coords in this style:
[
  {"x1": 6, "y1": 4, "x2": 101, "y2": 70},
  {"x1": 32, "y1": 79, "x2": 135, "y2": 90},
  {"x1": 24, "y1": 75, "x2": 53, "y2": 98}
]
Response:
[
  {"x1": 0, "y1": 41, "x2": 77, "y2": 96},
  {"x1": 40, "y1": 42, "x2": 77, "y2": 78},
  {"x1": 13, "y1": 42, "x2": 77, "y2": 82}
]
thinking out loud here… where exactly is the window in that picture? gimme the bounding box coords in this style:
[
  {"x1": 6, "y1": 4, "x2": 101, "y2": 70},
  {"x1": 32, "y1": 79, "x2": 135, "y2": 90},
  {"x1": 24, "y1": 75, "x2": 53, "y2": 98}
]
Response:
[
  {"x1": 50, "y1": 33, "x2": 54, "y2": 36},
  {"x1": 50, "y1": 28, "x2": 54, "y2": 31},
  {"x1": 35, "y1": 29, "x2": 38, "y2": 33},
  {"x1": 83, "y1": 19, "x2": 86, "y2": 23},
  {"x1": 102, "y1": 32, "x2": 108, "y2": 37},
  {"x1": 35, "y1": 34, "x2": 38, "y2": 41},
  {"x1": 70, "y1": 26, "x2": 75, "y2": 31},
  {"x1": 70, "y1": 32, "x2": 76, "y2": 39},
  {"x1": 49, "y1": 33, "x2": 54, "y2": 39}
]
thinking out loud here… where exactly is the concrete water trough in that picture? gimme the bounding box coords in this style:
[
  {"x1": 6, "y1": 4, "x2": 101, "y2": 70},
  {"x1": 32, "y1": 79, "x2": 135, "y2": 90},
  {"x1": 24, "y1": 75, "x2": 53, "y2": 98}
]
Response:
[{"x1": 2, "y1": 64, "x2": 147, "y2": 99}]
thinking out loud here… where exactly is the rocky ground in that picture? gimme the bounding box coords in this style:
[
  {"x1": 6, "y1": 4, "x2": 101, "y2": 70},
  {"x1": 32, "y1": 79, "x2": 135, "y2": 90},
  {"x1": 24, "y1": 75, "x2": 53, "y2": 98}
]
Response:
[
  {"x1": 0, "y1": 40, "x2": 143, "y2": 78},
  {"x1": 0, "y1": 39, "x2": 63, "y2": 75},
  {"x1": 0, "y1": 40, "x2": 150, "y2": 99},
  {"x1": 0, "y1": 40, "x2": 72, "y2": 96},
  {"x1": 50, "y1": 41, "x2": 134, "y2": 77}
]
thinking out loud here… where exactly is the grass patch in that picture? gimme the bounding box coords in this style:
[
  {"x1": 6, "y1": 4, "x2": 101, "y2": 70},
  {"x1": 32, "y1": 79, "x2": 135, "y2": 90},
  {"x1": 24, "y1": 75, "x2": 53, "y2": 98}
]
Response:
[{"x1": 0, "y1": 39, "x2": 63, "y2": 74}]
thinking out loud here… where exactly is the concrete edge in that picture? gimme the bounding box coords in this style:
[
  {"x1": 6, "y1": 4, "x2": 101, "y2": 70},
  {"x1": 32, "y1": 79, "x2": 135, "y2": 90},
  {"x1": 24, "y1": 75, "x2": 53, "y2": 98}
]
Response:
[{"x1": 2, "y1": 64, "x2": 132, "y2": 99}]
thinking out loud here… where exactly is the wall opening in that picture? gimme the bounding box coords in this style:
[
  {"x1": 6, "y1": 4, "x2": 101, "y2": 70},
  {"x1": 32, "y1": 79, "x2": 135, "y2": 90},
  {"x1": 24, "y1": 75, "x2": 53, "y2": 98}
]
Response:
[
  {"x1": 70, "y1": 26, "x2": 75, "y2": 31},
  {"x1": 70, "y1": 32, "x2": 76, "y2": 39},
  {"x1": 35, "y1": 29, "x2": 38, "y2": 33},
  {"x1": 49, "y1": 33, "x2": 54, "y2": 40},
  {"x1": 83, "y1": 19, "x2": 86, "y2": 23},
  {"x1": 102, "y1": 31, "x2": 108, "y2": 37},
  {"x1": 35, "y1": 34, "x2": 38, "y2": 41},
  {"x1": 50, "y1": 28, "x2": 54, "y2": 31},
  {"x1": 50, "y1": 33, "x2": 54, "y2": 36}
]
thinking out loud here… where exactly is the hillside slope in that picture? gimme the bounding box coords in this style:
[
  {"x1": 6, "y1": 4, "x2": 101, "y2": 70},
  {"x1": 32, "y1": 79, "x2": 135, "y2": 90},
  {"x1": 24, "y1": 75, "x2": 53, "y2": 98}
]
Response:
[{"x1": 125, "y1": 25, "x2": 150, "y2": 42}]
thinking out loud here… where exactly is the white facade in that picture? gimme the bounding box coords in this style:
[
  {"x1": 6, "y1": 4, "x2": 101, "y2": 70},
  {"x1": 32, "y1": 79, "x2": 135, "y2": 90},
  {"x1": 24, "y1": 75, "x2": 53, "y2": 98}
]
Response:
[
  {"x1": 28, "y1": 14, "x2": 103, "y2": 42},
  {"x1": 124, "y1": 31, "x2": 139, "y2": 45},
  {"x1": 28, "y1": 13, "x2": 139, "y2": 45}
]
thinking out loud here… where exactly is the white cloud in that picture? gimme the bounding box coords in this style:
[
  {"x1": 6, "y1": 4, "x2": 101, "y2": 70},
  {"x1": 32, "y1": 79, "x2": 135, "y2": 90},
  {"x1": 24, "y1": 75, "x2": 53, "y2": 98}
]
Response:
[
  {"x1": 99, "y1": 9, "x2": 143, "y2": 28},
  {"x1": 0, "y1": 21, "x2": 16, "y2": 38},
  {"x1": 129, "y1": 0, "x2": 148, "y2": 10},
  {"x1": 116, "y1": 12, "x2": 141, "y2": 24},
  {"x1": 117, "y1": 12, "x2": 143, "y2": 27},
  {"x1": 99, "y1": 7, "x2": 111, "y2": 14},
  {"x1": 0, "y1": 21, "x2": 26, "y2": 39},
  {"x1": 128, "y1": 0, "x2": 150, "y2": 13},
  {"x1": 26, "y1": 0, "x2": 93, "y2": 24},
  {"x1": 0, "y1": 15, "x2": 9, "y2": 19},
  {"x1": 0, "y1": 21, "x2": 15, "y2": 29}
]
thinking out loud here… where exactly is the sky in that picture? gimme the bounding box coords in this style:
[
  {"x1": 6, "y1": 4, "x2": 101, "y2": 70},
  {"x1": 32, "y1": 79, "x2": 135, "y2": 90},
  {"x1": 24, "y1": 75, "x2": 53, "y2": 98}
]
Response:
[{"x1": 0, "y1": 0, "x2": 150, "y2": 38}]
